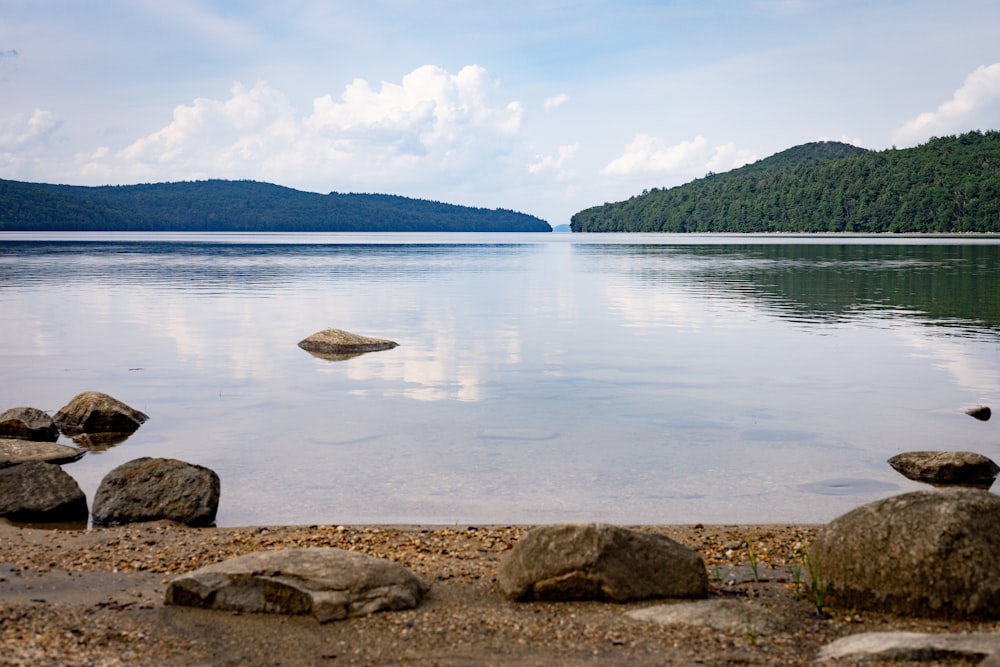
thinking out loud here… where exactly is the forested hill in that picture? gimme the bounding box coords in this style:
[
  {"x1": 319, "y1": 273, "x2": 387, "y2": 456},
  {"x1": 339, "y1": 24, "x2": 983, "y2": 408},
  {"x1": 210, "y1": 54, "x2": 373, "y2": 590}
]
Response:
[
  {"x1": 571, "y1": 130, "x2": 1000, "y2": 233},
  {"x1": 0, "y1": 179, "x2": 552, "y2": 232}
]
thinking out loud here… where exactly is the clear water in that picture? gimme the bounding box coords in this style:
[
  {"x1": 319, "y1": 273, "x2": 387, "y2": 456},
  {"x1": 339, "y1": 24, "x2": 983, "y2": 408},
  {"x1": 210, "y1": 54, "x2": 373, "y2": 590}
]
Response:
[{"x1": 2, "y1": 232, "x2": 999, "y2": 526}]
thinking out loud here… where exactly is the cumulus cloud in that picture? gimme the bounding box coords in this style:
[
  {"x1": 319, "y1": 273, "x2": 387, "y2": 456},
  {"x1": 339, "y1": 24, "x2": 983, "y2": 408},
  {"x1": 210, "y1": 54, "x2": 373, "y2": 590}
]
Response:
[
  {"x1": 893, "y1": 63, "x2": 1000, "y2": 146},
  {"x1": 0, "y1": 108, "x2": 60, "y2": 176},
  {"x1": 79, "y1": 65, "x2": 525, "y2": 189},
  {"x1": 601, "y1": 134, "x2": 755, "y2": 178},
  {"x1": 528, "y1": 143, "x2": 579, "y2": 180},
  {"x1": 544, "y1": 93, "x2": 570, "y2": 111}
]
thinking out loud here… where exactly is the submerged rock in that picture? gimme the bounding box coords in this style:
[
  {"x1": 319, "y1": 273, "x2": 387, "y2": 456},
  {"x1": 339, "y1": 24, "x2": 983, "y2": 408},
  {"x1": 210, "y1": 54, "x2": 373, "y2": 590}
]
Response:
[
  {"x1": 54, "y1": 391, "x2": 148, "y2": 436},
  {"x1": 811, "y1": 488, "x2": 1000, "y2": 619},
  {"x1": 887, "y1": 450, "x2": 999, "y2": 489},
  {"x1": 92, "y1": 457, "x2": 219, "y2": 527},
  {"x1": 0, "y1": 461, "x2": 89, "y2": 523},
  {"x1": 166, "y1": 547, "x2": 429, "y2": 622},
  {"x1": 498, "y1": 522, "x2": 708, "y2": 602},
  {"x1": 0, "y1": 439, "x2": 85, "y2": 468},
  {"x1": 0, "y1": 407, "x2": 59, "y2": 442},
  {"x1": 298, "y1": 329, "x2": 398, "y2": 360}
]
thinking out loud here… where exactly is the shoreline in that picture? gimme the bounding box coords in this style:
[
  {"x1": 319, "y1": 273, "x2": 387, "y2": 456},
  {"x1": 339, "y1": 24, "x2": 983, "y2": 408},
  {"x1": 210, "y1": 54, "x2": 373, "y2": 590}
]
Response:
[{"x1": 5, "y1": 520, "x2": 997, "y2": 665}]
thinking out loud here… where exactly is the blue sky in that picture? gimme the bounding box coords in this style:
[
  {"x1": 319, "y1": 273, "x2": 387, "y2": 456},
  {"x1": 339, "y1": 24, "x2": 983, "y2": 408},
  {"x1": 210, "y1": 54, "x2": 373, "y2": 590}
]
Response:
[{"x1": 1, "y1": 1, "x2": 998, "y2": 226}]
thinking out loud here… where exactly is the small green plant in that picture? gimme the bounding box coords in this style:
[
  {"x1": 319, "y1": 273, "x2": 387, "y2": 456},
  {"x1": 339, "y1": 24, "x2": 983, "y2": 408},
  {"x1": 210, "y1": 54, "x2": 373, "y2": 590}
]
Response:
[
  {"x1": 803, "y1": 548, "x2": 831, "y2": 620},
  {"x1": 711, "y1": 563, "x2": 722, "y2": 585},
  {"x1": 789, "y1": 563, "x2": 803, "y2": 595},
  {"x1": 747, "y1": 542, "x2": 760, "y2": 582}
]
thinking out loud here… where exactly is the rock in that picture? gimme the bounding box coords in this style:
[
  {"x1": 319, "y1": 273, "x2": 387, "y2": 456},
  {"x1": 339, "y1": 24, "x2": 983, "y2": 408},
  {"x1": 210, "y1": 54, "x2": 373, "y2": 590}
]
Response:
[
  {"x1": 965, "y1": 405, "x2": 992, "y2": 421},
  {"x1": 297, "y1": 328, "x2": 398, "y2": 360},
  {"x1": 811, "y1": 488, "x2": 1000, "y2": 619},
  {"x1": 91, "y1": 457, "x2": 220, "y2": 527},
  {"x1": 0, "y1": 407, "x2": 59, "y2": 442},
  {"x1": 0, "y1": 439, "x2": 85, "y2": 468},
  {"x1": 54, "y1": 391, "x2": 148, "y2": 436},
  {"x1": 165, "y1": 547, "x2": 429, "y2": 622},
  {"x1": 628, "y1": 599, "x2": 776, "y2": 634},
  {"x1": 887, "y1": 450, "x2": 999, "y2": 489},
  {"x1": 497, "y1": 522, "x2": 708, "y2": 602},
  {"x1": 817, "y1": 631, "x2": 1000, "y2": 663},
  {"x1": 0, "y1": 461, "x2": 89, "y2": 522}
]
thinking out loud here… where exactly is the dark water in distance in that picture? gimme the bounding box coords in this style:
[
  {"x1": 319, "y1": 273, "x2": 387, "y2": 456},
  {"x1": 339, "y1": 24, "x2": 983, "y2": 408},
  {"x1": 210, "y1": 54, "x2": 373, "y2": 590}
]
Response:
[{"x1": 2, "y1": 233, "x2": 998, "y2": 526}]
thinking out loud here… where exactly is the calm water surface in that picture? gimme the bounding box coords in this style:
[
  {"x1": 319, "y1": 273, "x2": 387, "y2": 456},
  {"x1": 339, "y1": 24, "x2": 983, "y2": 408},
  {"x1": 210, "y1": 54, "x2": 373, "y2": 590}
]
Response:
[{"x1": 2, "y1": 232, "x2": 999, "y2": 526}]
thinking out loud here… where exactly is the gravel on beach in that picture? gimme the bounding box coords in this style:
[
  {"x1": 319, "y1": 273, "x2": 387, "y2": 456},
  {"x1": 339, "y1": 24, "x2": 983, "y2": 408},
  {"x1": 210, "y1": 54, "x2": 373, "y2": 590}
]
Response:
[{"x1": 0, "y1": 520, "x2": 994, "y2": 666}]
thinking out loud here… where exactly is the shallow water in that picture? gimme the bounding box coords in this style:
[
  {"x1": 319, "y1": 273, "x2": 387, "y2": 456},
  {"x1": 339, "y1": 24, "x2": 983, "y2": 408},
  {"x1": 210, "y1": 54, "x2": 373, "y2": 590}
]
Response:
[{"x1": 2, "y1": 232, "x2": 998, "y2": 525}]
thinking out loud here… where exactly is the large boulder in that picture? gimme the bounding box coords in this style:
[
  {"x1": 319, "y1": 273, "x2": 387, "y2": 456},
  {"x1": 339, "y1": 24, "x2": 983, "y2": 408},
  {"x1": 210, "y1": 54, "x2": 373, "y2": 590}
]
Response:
[
  {"x1": 811, "y1": 488, "x2": 1000, "y2": 619},
  {"x1": 91, "y1": 457, "x2": 220, "y2": 527},
  {"x1": 887, "y1": 450, "x2": 999, "y2": 489},
  {"x1": 0, "y1": 439, "x2": 85, "y2": 468},
  {"x1": 497, "y1": 523, "x2": 708, "y2": 602},
  {"x1": 298, "y1": 328, "x2": 398, "y2": 361},
  {"x1": 0, "y1": 407, "x2": 59, "y2": 442},
  {"x1": 166, "y1": 547, "x2": 429, "y2": 622},
  {"x1": 0, "y1": 461, "x2": 89, "y2": 523},
  {"x1": 54, "y1": 391, "x2": 148, "y2": 436}
]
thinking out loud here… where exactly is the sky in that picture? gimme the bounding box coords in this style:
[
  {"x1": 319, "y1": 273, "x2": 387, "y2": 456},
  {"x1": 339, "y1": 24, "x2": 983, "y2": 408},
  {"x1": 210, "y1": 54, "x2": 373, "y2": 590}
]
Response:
[{"x1": 1, "y1": 1, "x2": 999, "y2": 227}]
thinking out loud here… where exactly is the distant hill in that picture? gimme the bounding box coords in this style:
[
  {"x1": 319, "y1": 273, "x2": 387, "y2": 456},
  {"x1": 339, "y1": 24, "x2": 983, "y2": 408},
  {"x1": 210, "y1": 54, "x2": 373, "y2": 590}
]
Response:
[
  {"x1": 0, "y1": 179, "x2": 552, "y2": 232},
  {"x1": 571, "y1": 131, "x2": 1000, "y2": 233}
]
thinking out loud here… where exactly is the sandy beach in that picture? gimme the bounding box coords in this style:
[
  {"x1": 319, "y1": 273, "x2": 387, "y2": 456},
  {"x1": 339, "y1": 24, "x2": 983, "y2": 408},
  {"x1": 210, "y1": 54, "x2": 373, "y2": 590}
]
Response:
[{"x1": 1, "y1": 520, "x2": 995, "y2": 666}]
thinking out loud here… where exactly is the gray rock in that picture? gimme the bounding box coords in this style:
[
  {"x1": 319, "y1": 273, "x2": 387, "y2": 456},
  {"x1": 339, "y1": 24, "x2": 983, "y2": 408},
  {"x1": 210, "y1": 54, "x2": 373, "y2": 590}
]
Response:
[
  {"x1": 0, "y1": 438, "x2": 85, "y2": 468},
  {"x1": 497, "y1": 522, "x2": 708, "y2": 602},
  {"x1": 0, "y1": 461, "x2": 89, "y2": 522},
  {"x1": 54, "y1": 391, "x2": 148, "y2": 436},
  {"x1": 0, "y1": 407, "x2": 59, "y2": 442},
  {"x1": 811, "y1": 488, "x2": 1000, "y2": 619},
  {"x1": 628, "y1": 599, "x2": 776, "y2": 634},
  {"x1": 298, "y1": 328, "x2": 398, "y2": 360},
  {"x1": 818, "y1": 631, "x2": 1000, "y2": 663},
  {"x1": 966, "y1": 405, "x2": 992, "y2": 421},
  {"x1": 91, "y1": 457, "x2": 219, "y2": 527},
  {"x1": 887, "y1": 450, "x2": 999, "y2": 489},
  {"x1": 165, "y1": 547, "x2": 429, "y2": 622}
]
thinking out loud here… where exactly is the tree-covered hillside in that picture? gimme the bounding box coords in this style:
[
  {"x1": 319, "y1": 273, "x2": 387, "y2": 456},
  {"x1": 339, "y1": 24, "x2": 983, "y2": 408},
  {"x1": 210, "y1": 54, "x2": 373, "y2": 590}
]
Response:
[
  {"x1": 572, "y1": 131, "x2": 1000, "y2": 233},
  {"x1": 0, "y1": 179, "x2": 551, "y2": 232}
]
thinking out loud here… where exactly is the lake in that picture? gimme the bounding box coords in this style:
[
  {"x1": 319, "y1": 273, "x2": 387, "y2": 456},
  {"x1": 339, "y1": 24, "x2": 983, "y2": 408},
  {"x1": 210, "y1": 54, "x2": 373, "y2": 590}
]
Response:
[{"x1": 2, "y1": 232, "x2": 998, "y2": 526}]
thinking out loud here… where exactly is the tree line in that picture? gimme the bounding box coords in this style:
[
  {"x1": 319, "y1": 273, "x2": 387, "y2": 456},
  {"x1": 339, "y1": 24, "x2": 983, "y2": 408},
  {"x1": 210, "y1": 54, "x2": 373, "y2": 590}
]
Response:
[
  {"x1": 0, "y1": 179, "x2": 552, "y2": 233},
  {"x1": 571, "y1": 131, "x2": 1000, "y2": 233}
]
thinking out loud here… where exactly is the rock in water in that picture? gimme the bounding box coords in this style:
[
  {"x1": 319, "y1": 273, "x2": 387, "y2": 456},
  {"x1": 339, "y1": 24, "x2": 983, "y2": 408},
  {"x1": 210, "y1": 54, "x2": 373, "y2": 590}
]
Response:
[
  {"x1": 0, "y1": 439, "x2": 85, "y2": 468},
  {"x1": 965, "y1": 405, "x2": 992, "y2": 421},
  {"x1": 0, "y1": 407, "x2": 59, "y2": 442},
  {"x1": 811, "y1": 488, "x2": 1000, "y2": 619},
  {"x1": 298, "y1": 328, "x2": 398, "y2": 359},
  {"x1": 887, "y1": 450, "x2": 1000, "y2": 489},
  {"x1": 91, "y1": 457, "x2": 220, "y2": 527},
  {"x1": 498, "y1": 522, "x2": 708, "y2": 602},
  {"x1": 0, "y1": 461, "x2": 89, "y2": 522},
  {"x1": 54, "y1": 391, "x2": 148, "y2": 436},
  {"x1": 166, "y1": 547, "x2": 429, "y2": 622}
]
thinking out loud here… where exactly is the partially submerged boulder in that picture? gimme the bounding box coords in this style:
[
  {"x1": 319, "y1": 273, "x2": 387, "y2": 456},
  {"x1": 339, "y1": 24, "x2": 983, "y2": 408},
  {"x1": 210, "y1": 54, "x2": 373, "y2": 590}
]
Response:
[
  {"x1": 498, "y1": 523, "x2": 708, "y2": 602},
  {"x1": 0, "y1": 407, "x2": 59, "y2": 442},
  {"x1": 0, "y1": 461, "x2": 89, "y2": 523},
  {"x1": 298, "y1": 328, "x2": 398, "y2": 360},
  {"x1": 166, "y1": 547, "x2": 429, "y2": 622},
  {"x1": 965, "y1": 405, "x2": 992, "y2": 421},
  {"x1": 0, "y1": 438, "x2": 85, "y2": 468},
  {"x1": 888, "y1": 450, "x2": 999, "y2": 489},
  {"x1": 54, "y1": 391, "x2": 148, "y2": 436},
  {"x1": 91, "y1": 457, "x2": 220, "y2": 527},
  {"x1": 811, "y1": 488, "x2": 1000, "y2": 619}
]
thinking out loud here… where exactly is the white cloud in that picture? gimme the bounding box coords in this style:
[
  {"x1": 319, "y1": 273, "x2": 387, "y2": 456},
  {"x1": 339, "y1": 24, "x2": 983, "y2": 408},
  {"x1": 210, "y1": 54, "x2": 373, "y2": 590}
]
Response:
[
  {"x1": 77, "y1": 65, "x2": 525, "y2": 190},
  {"x1": 893, "y1": 62, "x2": 1000, "y2": 146},
  {"x1": 0, "y1": 108, "x2": 60, "y2": 177},
  {"x1": 528, "y1": 143, "x2": 579, "y2": 181},
  {"x1": 544, "y1": 93, "x2": 570, "y2": 111},
  {"x1": 601, "y1": 134, "x2": 755, "y2": 178}
]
